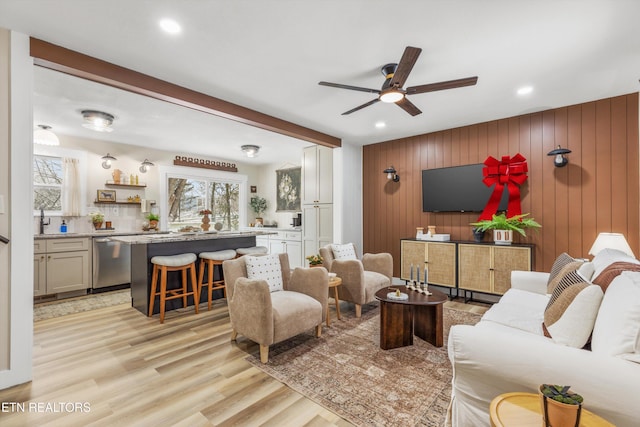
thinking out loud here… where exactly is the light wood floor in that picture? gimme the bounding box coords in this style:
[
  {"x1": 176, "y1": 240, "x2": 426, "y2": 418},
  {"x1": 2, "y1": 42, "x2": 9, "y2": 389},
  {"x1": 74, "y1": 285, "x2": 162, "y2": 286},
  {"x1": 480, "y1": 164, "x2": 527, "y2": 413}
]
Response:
[{"x1": 0, "y1": 294, "x2": 488, "y2": 426}]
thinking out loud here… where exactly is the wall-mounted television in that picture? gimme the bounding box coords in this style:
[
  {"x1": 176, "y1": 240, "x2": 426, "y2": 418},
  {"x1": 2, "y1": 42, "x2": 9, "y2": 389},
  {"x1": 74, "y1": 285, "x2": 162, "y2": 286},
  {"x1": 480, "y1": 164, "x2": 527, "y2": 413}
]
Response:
[{"x1": 422, "y1": 164, "x2": 510, "y2": 213}]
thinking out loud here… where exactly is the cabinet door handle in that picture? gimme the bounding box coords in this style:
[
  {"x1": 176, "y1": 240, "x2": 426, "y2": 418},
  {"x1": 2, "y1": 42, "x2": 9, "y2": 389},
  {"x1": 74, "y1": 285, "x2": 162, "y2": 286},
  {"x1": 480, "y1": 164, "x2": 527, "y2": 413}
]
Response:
[
  {"x1": 40, "y1": 255, "x2": 45, "y2": 261},
  {"x1": 47, "y1": 255, "x2": 51, "y2": 260}
]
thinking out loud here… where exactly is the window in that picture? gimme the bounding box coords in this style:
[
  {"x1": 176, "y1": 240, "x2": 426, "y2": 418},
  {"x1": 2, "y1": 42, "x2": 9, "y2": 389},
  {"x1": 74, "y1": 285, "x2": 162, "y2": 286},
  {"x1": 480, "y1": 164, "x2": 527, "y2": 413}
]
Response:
[
  {"x1": 164, "y1": 169, "x2": 246, "y2": 231},
  {"x1": 33, "y1": 147, "x2": 87, "y2": 216},
  {"x1": 33, "y1": 154, "x2": 62, "y2": 213}
]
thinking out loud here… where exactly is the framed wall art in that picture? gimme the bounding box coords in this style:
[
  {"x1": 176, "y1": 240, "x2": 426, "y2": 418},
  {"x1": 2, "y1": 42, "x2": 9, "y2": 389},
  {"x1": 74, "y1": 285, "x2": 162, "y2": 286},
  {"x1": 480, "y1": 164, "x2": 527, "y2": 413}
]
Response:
[
  {"x1": 96, "y1": 189, "x2": 116, "y2": 202},
  {"x1": 276, "y1": 167, "x2": 301, "y2": 212}
]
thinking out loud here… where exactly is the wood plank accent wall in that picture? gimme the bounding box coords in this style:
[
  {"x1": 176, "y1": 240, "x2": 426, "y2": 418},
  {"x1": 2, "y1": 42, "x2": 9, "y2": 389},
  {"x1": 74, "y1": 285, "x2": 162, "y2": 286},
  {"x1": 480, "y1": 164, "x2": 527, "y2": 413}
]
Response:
[{"x1": 363, "y1": 93, "x2": 639, "y2": 275}]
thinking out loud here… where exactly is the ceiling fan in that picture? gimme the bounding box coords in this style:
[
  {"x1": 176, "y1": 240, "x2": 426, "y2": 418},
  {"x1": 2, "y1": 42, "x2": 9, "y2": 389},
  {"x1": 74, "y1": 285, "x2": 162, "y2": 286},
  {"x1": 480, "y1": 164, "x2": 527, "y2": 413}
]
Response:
[{"x1": 319, "y1": 46, "x2": 478, "y2": 116}]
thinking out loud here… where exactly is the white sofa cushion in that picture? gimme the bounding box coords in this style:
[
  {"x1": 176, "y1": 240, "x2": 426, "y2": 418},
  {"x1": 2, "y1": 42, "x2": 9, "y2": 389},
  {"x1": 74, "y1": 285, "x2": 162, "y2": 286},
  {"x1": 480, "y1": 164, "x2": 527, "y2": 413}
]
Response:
[
  {"x1": 481, "y1": 289, "x2": 548, "y2": 335},
  {"x1": 591, "y1": 271, "x2": 640, "y2": 362},
  {"x1": 245, "y1": 253, "x2": 283, "y2": 292}
]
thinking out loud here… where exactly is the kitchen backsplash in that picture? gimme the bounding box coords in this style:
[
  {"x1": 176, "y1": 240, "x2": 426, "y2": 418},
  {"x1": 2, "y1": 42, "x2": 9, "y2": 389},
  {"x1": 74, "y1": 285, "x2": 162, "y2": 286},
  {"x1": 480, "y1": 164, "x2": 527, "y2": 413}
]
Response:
[{"x1": 34, "y1": 204, "x2": 148, "y2": 234}]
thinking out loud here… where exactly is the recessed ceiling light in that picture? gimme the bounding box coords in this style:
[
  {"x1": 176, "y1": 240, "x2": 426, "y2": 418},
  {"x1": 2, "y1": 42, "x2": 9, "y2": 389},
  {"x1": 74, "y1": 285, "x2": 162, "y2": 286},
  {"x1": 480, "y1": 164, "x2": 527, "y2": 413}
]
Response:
[
  {"x1": 517, "y1": 86, "x2": 534, "y2": 96},
  {"x1": 375, "y1": 121, "x2": 386, "y2": 129},
  {"x1": 159, "y1": 18, "x2": 181, "y2": 34}
]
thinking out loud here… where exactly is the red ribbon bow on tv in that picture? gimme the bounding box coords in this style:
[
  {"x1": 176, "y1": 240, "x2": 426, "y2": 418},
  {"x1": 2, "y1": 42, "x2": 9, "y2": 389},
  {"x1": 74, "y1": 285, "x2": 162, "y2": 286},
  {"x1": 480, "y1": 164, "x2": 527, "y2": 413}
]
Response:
[{"x1": 478, "y1": 154, "x2": 528, "y2": 221}]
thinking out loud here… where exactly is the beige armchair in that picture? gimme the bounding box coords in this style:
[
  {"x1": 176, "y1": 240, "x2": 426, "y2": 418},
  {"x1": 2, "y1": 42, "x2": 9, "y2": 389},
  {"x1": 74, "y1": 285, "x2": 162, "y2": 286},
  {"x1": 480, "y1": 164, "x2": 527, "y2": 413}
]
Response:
[
  {"x1": 222, "y1": 253, "x2": 328, "y2": 363},
  {"x1": 319, "y1": 244, "x2": 393, "y2": 317}
]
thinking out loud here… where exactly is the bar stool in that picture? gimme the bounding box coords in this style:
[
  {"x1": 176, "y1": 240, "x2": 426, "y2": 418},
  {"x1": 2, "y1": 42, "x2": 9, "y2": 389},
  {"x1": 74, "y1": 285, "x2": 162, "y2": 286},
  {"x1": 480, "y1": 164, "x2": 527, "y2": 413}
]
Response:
[
  {"x1": 149, "y1": 253, "x2": 198, "y2": 323},
  {"x1": 197, "y1": 249, "x2": 237, "y2": 310},
  {"x1": 236, "y1": 246, "x2": 268, "y2": 256}
]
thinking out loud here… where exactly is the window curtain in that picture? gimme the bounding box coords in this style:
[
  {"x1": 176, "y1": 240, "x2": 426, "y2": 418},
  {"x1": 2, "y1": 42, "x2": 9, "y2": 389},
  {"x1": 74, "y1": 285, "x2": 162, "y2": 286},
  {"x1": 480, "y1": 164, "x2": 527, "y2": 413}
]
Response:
[{"x1": 62, "y1": 158, "x2": 81, "y2": 216}]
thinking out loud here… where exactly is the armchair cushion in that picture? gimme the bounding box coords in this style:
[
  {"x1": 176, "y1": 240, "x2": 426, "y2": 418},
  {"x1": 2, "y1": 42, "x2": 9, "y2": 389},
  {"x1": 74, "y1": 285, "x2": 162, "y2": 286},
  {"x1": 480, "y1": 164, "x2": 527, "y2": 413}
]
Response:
[
  {"x1": 271, "y1": 291, "x2": 323, "y2": 343},
  {"x1": 331, "y1": 243, "x2": 357, "y2": 260},
  {"x1": 245, "y1": 253, "x2": 283, "y2": 292}
]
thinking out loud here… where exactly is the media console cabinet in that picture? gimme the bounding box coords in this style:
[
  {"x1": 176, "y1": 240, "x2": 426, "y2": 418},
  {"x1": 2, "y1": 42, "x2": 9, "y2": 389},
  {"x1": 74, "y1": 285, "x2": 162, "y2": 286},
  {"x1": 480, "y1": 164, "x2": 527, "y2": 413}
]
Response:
[{"x1": 400, "y1": 239, "x2": 534, "y2": 300}]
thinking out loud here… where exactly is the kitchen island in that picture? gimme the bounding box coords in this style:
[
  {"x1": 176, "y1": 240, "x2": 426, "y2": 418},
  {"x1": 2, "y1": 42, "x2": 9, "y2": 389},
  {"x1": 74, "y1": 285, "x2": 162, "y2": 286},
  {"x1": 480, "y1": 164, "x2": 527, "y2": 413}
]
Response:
[{"x1": 111, "y1": 231, "x2": 275, "y2": 316}]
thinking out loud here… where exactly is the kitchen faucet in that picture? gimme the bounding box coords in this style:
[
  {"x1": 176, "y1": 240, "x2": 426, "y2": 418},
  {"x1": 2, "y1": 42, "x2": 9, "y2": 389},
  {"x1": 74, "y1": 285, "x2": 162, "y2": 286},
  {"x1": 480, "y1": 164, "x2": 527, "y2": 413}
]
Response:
[{"x1": 39, "y1": 207, "x2": 50, "y2": 234}]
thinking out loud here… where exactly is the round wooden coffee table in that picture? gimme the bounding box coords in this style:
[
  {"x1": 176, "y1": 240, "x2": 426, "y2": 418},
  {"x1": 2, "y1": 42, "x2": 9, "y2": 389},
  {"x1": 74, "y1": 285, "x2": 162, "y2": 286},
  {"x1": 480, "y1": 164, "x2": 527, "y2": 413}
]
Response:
[
  {"x1": 490, "y1": 392, "x2": 614, "y2": 427},
  {"x1": 327, "y1": 277, "x2": 342, "y2": 326},
  {"x1": 374, "y1": 285, "x2": 447, "y2": 350}
]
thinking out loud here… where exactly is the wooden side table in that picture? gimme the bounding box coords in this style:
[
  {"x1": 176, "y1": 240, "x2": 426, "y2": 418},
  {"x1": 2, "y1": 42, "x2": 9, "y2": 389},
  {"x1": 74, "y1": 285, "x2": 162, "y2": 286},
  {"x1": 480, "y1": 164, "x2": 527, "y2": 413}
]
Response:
[
  {"x1": 327, "y1": 277, "x2": 342, "y2": 326},
  {"x1": 490, "y1": 392, "x2": 614, "y2": 427}
]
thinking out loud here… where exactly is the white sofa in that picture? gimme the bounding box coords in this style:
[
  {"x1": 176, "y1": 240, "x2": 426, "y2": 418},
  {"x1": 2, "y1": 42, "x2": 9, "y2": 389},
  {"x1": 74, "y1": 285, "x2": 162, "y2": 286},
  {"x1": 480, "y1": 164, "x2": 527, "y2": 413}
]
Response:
[{"x1": 447, "y1": 250, "x2": 640, "y2": 427}]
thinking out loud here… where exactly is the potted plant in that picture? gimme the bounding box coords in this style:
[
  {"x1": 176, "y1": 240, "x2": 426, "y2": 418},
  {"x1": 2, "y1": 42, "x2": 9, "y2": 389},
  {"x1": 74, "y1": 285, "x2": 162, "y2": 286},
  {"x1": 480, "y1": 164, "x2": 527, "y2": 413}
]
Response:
[
  {"x1": 146, "y1": 212, "x2": 160, "y2": 230},
  {"x1": 306, "y1": 254, "x2": 324, "y2": 268},
  {"x1": 88, "y1": 211, "x2": 105, "y2": 230},
  {"x1": 470, "y1": 212, "x2": 541, "y2": 245},
  {"x1": 250, "y1": 196, "x2": 267, "y2": 225},
  {"x1": 539, "y1": 384, "x2": 583, "y2": 427}
]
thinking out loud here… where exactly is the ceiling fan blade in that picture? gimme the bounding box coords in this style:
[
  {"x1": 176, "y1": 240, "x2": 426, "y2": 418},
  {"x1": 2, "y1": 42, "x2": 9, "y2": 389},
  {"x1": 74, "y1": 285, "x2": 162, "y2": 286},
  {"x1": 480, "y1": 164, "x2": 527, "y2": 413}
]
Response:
[
  {"x1": 319, "y1": 81, "x2": 380, "y2": 94},
  {"x1": 396, "y1": 97, "x2": 422, "y2": 116},
  {"x1": 406, "y1": 76, "x2": 478, "y2": 95},
  {"x1": 342, "y1": 98, "x2": 380, "y2": 115},
  {"x1": 389, "y1": 46, "x2": 422, "y2": 88}
]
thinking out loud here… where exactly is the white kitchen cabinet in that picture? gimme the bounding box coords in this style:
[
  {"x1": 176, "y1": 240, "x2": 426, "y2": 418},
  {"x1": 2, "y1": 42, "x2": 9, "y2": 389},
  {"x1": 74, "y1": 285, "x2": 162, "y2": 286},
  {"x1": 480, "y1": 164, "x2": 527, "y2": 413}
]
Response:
[
  {"x1": 302, "y1": 145, "x2": 333, "y2": 205},
  {"x1": 259, "y1": 230, "x2": 303, "y2": 269},
  {"x1": 302, "y1": 204, "x2": 333, "y2": 259},
  {"x1": 33, "y1": 237, "x2": 91, "y2": 296}
]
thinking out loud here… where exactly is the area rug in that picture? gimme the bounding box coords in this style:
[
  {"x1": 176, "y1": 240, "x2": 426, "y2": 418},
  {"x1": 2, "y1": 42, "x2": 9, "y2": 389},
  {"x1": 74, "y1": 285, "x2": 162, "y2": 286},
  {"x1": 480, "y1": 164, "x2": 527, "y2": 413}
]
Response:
[
  {"x1": 34, "y1": 289, "x2": 131, "y2": 321},
  {"x1": 246, "y1": 304, "x2": 481, "y2": 427}
]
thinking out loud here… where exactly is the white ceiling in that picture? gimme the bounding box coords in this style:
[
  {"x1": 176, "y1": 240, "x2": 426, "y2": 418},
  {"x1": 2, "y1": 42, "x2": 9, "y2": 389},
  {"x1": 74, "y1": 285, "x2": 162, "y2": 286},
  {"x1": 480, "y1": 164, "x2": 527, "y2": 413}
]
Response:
[{"x1": 2, "y1": 0, "x2": 640, "y2": 164}]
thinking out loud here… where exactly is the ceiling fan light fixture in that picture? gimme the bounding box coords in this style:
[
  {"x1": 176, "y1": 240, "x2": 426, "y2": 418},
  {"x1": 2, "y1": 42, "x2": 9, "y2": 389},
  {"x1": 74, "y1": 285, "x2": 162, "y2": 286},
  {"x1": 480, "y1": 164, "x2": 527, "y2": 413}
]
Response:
[
  {"x1": 241, "y1": 144, "x2": 260, "y2": 158},
  {"x1": 81, "y1": 110, "x2": 115, "y2": 133},
  {"x1": 379, "y1": 90, "x2": 405, "y2": 103},
  {"x1": 33, "y1": 125, "x2": 60, "y2": 146}
]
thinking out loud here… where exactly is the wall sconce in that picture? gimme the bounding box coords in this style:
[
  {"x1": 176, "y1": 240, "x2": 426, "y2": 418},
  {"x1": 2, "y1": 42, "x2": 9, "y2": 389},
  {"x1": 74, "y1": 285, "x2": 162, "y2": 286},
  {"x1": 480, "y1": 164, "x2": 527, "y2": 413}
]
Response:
[
  {"x1": 547, "y1": 145, "x2": 571, "y2": 167},
  {"x1": 241, "y1": 144, "x2": 260, "y2": 158},
  {"x1": 101, "y1": 153, "x2": 117, "y2": 169},
  {"x1": 139, "y1": 159, "x2": 155, "y2": 173},
  {"x1": 383, "y1": 166, "x2": 400, "y2": 182}
]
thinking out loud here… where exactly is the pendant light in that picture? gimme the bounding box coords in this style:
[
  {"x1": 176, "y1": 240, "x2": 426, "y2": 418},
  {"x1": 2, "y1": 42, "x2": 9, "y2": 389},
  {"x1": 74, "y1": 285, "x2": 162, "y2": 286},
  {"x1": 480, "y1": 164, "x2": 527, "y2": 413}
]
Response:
[{"x1": 33, "y1": 125, "x2": 60, "y2": 146}]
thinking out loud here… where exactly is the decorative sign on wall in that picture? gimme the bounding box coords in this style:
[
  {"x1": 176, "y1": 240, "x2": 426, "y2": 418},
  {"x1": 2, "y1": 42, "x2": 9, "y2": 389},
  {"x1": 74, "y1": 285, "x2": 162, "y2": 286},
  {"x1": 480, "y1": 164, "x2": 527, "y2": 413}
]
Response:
[
  {"x1": 173, "y1": 155, "x2": 238, "y2": 172},
  {"x1": 478, "y1": 153, "x2": 528, "y2": 220},
  {"x1": 276, "y1": 167, "x2": 301, "y2": 212}
]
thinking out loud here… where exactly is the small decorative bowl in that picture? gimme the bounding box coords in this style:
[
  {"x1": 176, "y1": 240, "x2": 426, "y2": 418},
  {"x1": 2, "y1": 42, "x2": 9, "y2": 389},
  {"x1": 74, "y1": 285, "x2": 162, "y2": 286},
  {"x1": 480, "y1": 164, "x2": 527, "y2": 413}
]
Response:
[{"x1": 328, "y1": 272, "x2": 337, "y2": 279}]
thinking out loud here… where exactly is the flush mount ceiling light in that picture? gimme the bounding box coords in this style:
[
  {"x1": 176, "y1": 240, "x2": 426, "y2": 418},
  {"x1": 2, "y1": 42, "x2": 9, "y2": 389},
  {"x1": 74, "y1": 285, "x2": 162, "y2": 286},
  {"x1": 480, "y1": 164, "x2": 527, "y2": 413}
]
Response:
[
  {"x1": 139, "y1": 159, "x2": 155, "y2": 173},
  {"x1": 81, "y1": 110, "x2": 115, "y2": 132},
  {"x1": 33, "y1": 124, "x2": 60, "y2": 146},
  {"x1": 517, "y1": 85, "x2": 534, "y2": 96},
  {"x1": 159, "y1": 18, "x2": 182, "y2": 34},
  {"x1": 101, "y1": 153, "x2": 117, "y2": 169},
  {"x1": 383, "y1": 166, "x2": 400, "y2": 182},
  {"x1": 547, "y1": 145, "x2": 571, "y2": 167},
  {"x1": 241, "y1": 144, "x2": 260, "y2": 158}
]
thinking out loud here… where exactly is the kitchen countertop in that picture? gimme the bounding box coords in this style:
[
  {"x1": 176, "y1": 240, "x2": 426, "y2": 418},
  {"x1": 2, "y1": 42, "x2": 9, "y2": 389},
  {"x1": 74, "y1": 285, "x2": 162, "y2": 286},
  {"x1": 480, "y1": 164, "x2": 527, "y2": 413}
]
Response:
[
  {"x1": 110, "y1": 230, "x2": 277, "y2": 245},
  {"x1": 34, "y1": 230, "x2": 168, "y2": 240},
  {"x1": 240, "y1": 226, "x2": 301, "y2": 232}
]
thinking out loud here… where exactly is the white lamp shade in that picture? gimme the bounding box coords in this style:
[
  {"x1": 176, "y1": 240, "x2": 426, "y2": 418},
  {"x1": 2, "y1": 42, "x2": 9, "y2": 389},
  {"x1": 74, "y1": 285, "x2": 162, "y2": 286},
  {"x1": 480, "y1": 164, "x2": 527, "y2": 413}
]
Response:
[{"x1": 588, "y1": 232, "x2": 635, "y2": 258}]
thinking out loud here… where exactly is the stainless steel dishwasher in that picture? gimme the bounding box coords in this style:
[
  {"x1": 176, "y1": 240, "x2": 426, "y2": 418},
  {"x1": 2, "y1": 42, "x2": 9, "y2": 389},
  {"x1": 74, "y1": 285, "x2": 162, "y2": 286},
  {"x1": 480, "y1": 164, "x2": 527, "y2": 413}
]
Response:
[{"x1": 92, "y1": 237, "x2": 131, "y2": 289}]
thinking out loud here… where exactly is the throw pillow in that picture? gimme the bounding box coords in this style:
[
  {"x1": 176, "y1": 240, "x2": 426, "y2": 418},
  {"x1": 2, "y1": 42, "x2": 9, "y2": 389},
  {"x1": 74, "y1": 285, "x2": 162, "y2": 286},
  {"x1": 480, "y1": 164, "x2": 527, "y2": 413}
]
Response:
[
  {"x1": 543, "y1": 274, "x2": 604, "y2": 348},
  {"x1": 591, "y1": 271, "x2": 640, "y2": 362},
  {"x1": 548, "y1": 253, "x2": 576, "y2": 283},
  {"x1": 591, "y1": 248, "x2": 640, "y2": 282},
  {"x1": 592, "y1": 261, "x2": 640, "y2": 293},
  {"x1": 245, "y1": 253, "x2": 283, "y2": 292},
  {"x1": 546, "y1": 261, "x2": 585, "y2": 294},
  {"x1": 577, "y1": 262, "x2": 595, "y2": 282},
  {"x1": 331, "y1": 243, "x2": 357, "y2": 260}
]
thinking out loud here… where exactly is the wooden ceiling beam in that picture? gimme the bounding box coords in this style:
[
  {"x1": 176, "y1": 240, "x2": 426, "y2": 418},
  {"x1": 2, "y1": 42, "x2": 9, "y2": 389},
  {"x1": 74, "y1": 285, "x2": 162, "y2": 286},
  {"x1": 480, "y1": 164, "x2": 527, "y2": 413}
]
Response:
[{"x1": 29, "y1": 38, "x2": 341, "y2": 148}]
